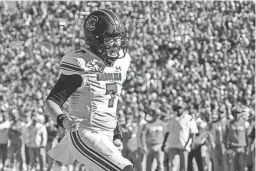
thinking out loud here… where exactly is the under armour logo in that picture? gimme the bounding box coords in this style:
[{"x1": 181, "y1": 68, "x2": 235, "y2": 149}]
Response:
[{"x1": 116, "y1": 66, "x2": 121, "y2": 71}]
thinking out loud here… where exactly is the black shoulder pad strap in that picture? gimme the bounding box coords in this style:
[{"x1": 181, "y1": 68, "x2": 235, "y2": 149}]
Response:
[{"x1": 46, "y1": 74, "x2": 82, "y2": 107}]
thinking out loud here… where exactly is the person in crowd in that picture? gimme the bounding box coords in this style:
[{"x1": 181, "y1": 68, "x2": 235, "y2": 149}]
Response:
[
  {"x1": 187, "y1": 114, "x2": 208, "y2": 171},
  {"x1": 141, "y1": 109, "x2": 166, "y2": 171},
  {"x1": 125, "y1": 122, "x2": 141, "y2": 171},
  {"x1": 27, "y1": 115, "x2": 47, "y2": 171},
  {"x1": 20, "y1": 115, "x2": 32, "y2": 170},
  {"x1": 122, "y1": 111, "x2": 147, "y2": 171},
  {"x1": 208, "y1": 106, "x2": 229, "y2": 171},
  {"x1": 224, "y1": 104, "x2": 250, "y2": 171},
  {"x1": 122, "y1": 112, "x2": 134, "y2": 160},
  {"x1": 136, "y1": 112, "x2": 147, "y2": 171},
  {"x1": 246, "y1": 113, "x2": 255, "y2": 171},
  {"x1": 247, "y1": 121, "x2": 255, "y2": 171},
  {"x1": 161, "y1": 99, "x2": 198, "y2": 171},
  {"x1": 0, "y1": 115, "x2": 11, "y2": 171},
  {"x1": 6, "y1": 117, "x2": 23, "y2": 171},
  {"x1": 45, "y1": 120, "x2": 58, "y2": 171}
]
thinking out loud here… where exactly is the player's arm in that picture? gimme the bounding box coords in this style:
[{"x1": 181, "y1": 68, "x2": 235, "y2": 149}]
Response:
[{"x1": 44, "y1": 74, "x2": 82, "y2": 129}]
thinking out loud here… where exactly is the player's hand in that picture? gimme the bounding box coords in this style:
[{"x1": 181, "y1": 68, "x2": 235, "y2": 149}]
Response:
[
  {"x1": 62, "y1": 116, "x2": 83, "y2": 132},
  {"x1": 113, "y1": 139, "x2": 123, "y2": 151}
]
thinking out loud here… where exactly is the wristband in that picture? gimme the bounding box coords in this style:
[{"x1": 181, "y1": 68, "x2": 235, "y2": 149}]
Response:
[{"x1": 57, "y1": 114, "x2": 68, "y2": 129}]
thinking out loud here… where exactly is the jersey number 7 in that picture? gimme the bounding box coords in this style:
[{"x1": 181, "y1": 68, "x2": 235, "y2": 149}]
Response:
[{"x1": 105, "y1": 83, "x2": 118, "y2": 108}]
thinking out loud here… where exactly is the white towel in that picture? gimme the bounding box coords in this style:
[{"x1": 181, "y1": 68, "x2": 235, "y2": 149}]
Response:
[{"x1": 47, "y1": 134, "x2": 74, "y2": 165}]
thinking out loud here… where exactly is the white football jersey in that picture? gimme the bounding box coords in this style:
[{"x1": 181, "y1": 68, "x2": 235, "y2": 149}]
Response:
[{"x1": 59, "y1": 48, "x2": 131, "y2": 132}]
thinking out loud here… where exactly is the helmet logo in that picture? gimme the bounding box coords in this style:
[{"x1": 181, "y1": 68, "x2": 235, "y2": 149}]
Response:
[{"x1": 86, "y1": 15, "x2": 98, "y2": 31}]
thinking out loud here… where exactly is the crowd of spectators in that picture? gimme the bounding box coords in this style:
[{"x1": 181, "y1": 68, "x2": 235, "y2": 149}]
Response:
[
  {"x1": 0, "y1": 1, "x2": 255, "y2": 171},
  {"x1": 0, "y1": 113, "x2": 76, "y2": 171},
  {"x1": 0, "y1": 1, "x2": 255, "y2": 123}
]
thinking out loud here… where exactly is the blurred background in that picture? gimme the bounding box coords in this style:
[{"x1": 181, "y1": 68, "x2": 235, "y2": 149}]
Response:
[
  {"x1": 0, "y1": 1, "x2": 255, "y2": 171},
  {"x1": 0, "y1": 1, "x2": 255, "y2": 122}
]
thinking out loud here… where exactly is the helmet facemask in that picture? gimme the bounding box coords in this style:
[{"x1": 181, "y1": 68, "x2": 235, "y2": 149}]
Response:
[{"x1": 94, "y1": 29, "x2": 127, "y2": 66}]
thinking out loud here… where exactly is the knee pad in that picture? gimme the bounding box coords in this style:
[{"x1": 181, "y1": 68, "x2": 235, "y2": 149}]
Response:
[{"x1": 122, "y1": 165, "x2": 135, "y2": 171}]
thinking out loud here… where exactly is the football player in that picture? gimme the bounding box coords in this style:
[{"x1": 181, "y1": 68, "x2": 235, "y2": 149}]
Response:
[{"x1": 44, "y1": 9, "x2": 134, "y2": 171}]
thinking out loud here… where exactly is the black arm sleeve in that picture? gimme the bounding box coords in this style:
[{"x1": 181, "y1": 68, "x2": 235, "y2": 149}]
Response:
[
  {"x1": 46, "y1": 74, "x2": 83, "y2": 107},
  {"x1": 113, "y1": 122, "x2": 123, "y2": 142}
]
